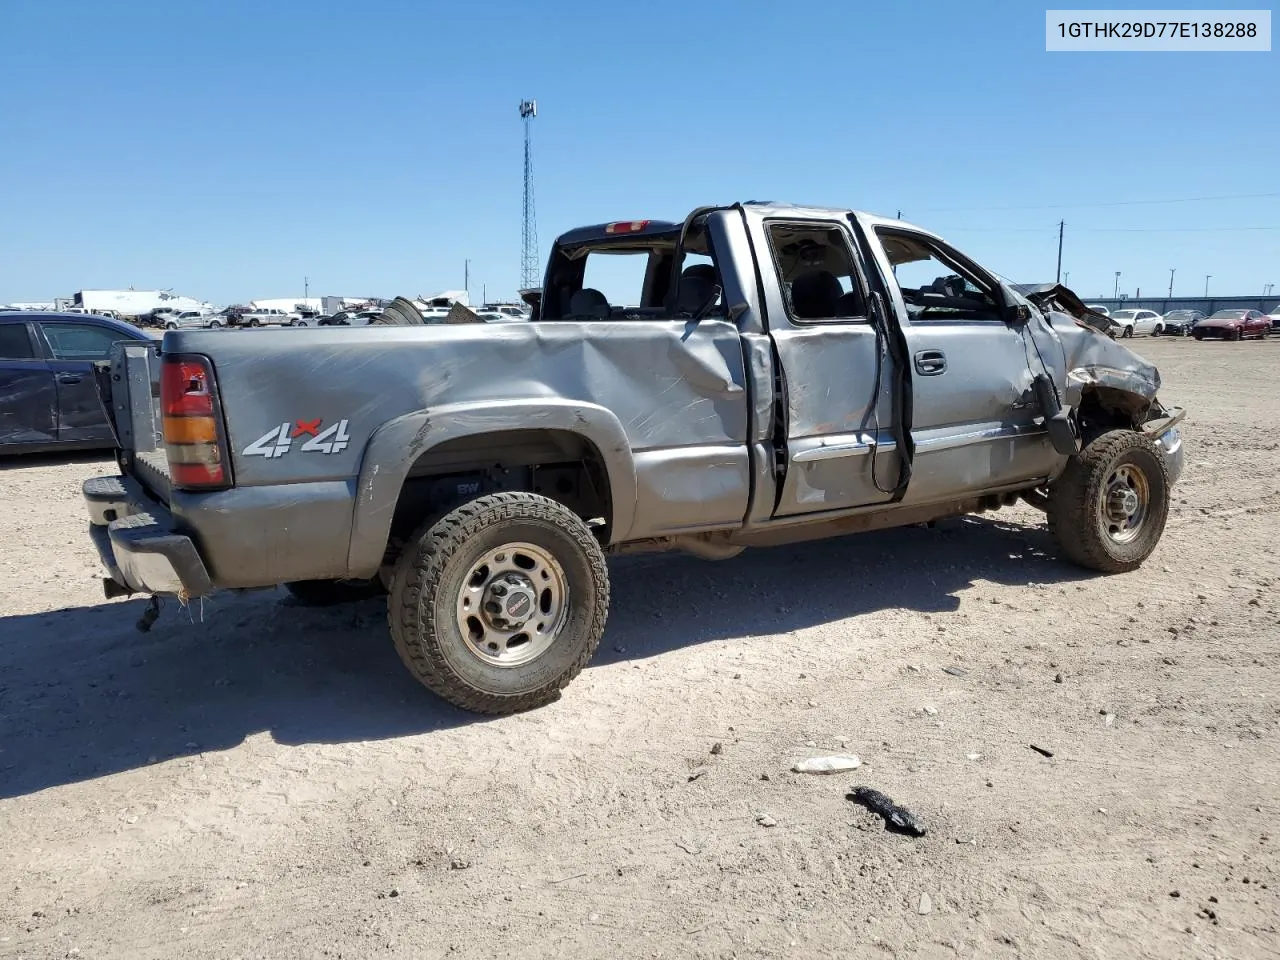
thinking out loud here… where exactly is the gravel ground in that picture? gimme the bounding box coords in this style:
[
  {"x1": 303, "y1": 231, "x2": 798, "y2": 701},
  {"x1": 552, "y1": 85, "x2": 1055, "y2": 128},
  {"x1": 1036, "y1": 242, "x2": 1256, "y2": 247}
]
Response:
[{"x1": 1, "y1": 337, "x2": 1277, "y2": 959}]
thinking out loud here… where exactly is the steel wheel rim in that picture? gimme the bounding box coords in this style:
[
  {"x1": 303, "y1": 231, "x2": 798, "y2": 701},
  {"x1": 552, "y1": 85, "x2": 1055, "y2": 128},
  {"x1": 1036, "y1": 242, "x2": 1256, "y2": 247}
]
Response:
[
  {"x1": 1098, "y1": 463, "x2": 1150, "y2": 544},
  {"x1": 455, "y1": 541, "x2": 569, "y2": 667}
]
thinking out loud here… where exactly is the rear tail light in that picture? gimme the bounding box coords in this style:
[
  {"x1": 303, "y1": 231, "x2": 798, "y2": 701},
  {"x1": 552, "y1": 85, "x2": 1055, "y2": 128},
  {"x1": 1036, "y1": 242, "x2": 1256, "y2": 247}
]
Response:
[
  {"x1": 161, "y1": 354, "x2": 230, "y2": 490},
  {"x1": 604, "y1": 220, "x2": 650, "y2": 234}
]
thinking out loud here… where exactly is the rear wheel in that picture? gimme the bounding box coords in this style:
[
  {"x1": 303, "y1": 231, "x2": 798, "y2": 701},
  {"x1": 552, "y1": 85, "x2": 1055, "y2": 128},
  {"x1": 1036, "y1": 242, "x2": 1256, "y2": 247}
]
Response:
[
  {"x1": 388, "y1": 492, "x2": 609, "y2": 714},
  {"x1": 1047, "y1": 429, "x2": 1170, "y2": 573}
]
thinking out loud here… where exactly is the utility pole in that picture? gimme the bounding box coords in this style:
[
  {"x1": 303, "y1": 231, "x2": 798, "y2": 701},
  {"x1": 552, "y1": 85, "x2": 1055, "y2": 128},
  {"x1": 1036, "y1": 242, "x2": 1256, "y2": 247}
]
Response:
[
  {"x1": 1055, "y1": 220, "x2": 1064, "y2": 283},
  {"x1": 304, "y1": 276, "x2": 309, "y2": 300},
  {"x1": 482, "y1": 283, "x2": 487, "y2": 304},
  {"x1": 1204, "y1": 274, "x2": 1211, "y2": 297},
  {"x1": 1168, "y1": 268, "x2": 1174, "y2": 298},
  {"x1": 465, "y1": 259, "x2": 470, "y2": 299},
  {"x1": 1063, "y1": 271, "x2": 1070, "y2": 287},
  {"x1": 1114, "y1": 271, "x2": 1121, "y2": 298}
]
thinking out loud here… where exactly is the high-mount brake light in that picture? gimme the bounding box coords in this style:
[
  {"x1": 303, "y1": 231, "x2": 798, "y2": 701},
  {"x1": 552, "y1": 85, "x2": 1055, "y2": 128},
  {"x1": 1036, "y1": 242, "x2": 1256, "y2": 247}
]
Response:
[
  {"x1": 604, "y1": 220, "x2": 650, "y2": 234},
  {"x1": 160, "y1": 355, "x2": 229, "y2": 489}
]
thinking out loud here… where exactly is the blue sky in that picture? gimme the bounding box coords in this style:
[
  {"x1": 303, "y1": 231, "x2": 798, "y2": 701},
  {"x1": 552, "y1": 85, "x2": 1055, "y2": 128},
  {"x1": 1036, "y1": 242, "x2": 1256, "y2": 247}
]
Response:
[{"x1": 1, "y1": 0, "x2": 1276, "y2": 305}]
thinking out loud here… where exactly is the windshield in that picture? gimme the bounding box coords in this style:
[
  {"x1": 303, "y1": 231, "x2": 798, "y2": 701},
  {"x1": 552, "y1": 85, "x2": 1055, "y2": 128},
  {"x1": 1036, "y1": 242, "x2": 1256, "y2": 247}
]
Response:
[
  {"x1": 1111, "y1": 310, "x2": 1138, "y2": 320},
  {"x1": 1209, "y1": 310, "x2": 1247, "y2": 319}
]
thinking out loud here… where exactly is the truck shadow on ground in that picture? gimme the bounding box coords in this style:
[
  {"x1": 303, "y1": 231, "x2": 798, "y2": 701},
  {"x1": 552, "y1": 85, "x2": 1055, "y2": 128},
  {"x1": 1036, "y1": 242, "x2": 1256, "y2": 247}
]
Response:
[{"x1": 0, "y1": 514, "x2": 1089, "y2": 799}]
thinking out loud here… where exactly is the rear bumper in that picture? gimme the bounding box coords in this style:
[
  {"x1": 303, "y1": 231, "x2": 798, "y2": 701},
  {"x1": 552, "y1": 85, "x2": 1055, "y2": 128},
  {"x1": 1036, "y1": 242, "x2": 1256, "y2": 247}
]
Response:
[{"x1": 84, "y1": 474, "x2": 213, "y2": 598}]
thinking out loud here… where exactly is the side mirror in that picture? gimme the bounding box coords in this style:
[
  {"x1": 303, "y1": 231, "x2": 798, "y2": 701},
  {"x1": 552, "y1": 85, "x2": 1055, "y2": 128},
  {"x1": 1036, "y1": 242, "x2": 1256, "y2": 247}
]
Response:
[{"x1": 1005, "y1": 303, "x2": 1032, "y2": 325}]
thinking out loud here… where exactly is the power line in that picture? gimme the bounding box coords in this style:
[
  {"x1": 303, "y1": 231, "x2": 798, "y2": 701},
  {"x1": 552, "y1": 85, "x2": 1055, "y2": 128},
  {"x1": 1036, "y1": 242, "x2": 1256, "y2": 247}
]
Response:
[
  {"x1": 910, "y1": 191, "x2": 1280, "y2": 213},
  {"x1": 1074, "y1": 225, "x2": 1280, "y2": 233},
  {"x1": 940, "y1": 224, "x2": 1279, "y2": 233}
]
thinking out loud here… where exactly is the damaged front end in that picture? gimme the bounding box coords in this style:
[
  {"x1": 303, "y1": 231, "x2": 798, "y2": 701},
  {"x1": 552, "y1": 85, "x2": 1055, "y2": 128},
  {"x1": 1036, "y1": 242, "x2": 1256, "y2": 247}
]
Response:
[{"x1": 1014, "y1": 283, "x2": 1186, "y2": 486}]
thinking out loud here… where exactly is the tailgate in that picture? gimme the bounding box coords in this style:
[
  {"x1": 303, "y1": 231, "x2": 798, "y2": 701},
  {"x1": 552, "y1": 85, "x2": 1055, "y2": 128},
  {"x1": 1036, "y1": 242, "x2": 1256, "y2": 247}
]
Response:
[{"x1": 100, "y1": 340, "x2": 171, "y2": 501}]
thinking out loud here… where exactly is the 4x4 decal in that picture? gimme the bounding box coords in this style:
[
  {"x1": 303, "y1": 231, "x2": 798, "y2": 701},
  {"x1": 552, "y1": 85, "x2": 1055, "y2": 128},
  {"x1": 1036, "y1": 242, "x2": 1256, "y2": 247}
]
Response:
[{"x1": 242, "y1": 419, "x2": 350, "y2": 459}]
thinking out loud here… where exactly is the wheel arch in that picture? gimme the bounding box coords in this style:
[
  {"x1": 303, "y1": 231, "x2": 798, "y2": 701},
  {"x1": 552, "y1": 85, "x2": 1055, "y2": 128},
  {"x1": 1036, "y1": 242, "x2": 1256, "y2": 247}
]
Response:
[{"x1": 346, "y1": 400, "x2": 638, "y2": 577}]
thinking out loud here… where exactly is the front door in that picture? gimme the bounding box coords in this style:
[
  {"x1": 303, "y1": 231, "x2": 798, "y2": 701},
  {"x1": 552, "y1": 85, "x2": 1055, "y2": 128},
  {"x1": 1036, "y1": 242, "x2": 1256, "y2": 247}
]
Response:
[
  {"x1": 0, "y1": 320, "x2": 57, "y2": 447},
  {"x1": 867, "y1": 226, "x2": 1058, "y2": 503},
  {"x1": 36, "y1": 320, "x2": 131, "y2": 443}
]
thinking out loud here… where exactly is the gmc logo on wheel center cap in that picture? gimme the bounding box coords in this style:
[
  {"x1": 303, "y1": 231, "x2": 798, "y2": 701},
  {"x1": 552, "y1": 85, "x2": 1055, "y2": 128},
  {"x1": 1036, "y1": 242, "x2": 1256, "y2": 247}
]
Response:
[{"x1": 506, "y1": 594, "x2": 532, "y2": 618}]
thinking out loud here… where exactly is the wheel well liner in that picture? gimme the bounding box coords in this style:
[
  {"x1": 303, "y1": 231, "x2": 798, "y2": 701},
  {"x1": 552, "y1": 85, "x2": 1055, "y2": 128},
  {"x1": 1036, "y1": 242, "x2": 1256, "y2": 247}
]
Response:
[{"x1": 346, "y1": 401, "x2": 637, "y2": 577}]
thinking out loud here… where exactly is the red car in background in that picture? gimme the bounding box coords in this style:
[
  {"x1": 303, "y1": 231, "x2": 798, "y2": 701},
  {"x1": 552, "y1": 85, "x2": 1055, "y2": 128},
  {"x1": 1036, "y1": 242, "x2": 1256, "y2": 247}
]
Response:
[{"x1": 1193, "y1": 309, "x2": 1271, "y2": 341}]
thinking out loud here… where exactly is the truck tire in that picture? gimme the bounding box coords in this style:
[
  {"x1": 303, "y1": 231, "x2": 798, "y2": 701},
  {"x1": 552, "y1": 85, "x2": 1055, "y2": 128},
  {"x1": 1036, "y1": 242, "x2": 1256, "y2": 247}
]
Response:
[
  {"x1": 1046, "y1": 429, "x2": 1169, "y2": 574},
  {"x1": 284, "y1": 578, "x2": 386, "y2": 606},
  {"x1": 388, "y1": 492, "x2": 609, "y2": 714}
]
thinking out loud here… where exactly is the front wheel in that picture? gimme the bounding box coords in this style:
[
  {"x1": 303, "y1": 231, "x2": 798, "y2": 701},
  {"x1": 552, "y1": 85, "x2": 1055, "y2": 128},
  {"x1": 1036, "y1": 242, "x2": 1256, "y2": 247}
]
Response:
[
  {"x1": 1047, "y1": 429, "x2": 1170, "y2": 573},
  {"x1": 1123, "y1": 325, "x2": 1133, "y2": 338},
  {"x1": 388, "y1": 492, "x2": 609, "y2": 715}
]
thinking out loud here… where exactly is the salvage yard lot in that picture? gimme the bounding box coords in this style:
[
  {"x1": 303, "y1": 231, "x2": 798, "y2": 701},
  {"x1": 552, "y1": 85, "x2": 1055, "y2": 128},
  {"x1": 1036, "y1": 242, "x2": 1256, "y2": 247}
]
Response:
[{"x1": 1, "y1": 338, "x2": 1277, "y2": 959}]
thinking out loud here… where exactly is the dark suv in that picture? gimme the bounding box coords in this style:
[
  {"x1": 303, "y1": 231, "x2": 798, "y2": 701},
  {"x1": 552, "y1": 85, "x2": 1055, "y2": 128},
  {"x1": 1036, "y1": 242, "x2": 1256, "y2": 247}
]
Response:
[{"x1": 0, "y1": 311, "x2": 150, "y2": 454}]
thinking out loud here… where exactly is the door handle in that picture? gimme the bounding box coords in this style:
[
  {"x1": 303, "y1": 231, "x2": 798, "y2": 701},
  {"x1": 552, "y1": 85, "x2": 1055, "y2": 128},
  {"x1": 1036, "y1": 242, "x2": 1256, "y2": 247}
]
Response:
[
  {"x1": 913, "y1": 350, "x2": 947, "y2": 376},
  {"x1": 57, "y1": 373, "x2": 84, "y2": 385}
]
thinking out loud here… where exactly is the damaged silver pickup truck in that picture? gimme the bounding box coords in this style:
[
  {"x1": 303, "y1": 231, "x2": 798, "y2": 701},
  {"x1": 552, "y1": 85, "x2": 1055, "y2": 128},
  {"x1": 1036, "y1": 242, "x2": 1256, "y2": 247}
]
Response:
[{"x1": 84, "y1": 203, "x2": 1184, "y2": 714}]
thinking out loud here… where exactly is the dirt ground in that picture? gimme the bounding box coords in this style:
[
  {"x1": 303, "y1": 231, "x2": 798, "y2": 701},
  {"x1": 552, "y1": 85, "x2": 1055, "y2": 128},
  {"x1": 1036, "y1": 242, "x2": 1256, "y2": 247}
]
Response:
[{"x1": 1, "y1": 337, "x2": 1277, "y2": 960}]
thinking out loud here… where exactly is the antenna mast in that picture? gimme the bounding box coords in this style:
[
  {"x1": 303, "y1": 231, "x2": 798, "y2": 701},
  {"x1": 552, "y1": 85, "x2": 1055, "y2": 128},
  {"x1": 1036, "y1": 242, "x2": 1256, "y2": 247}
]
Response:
[{"x1": 519, "y1": 99, "x2": 539, "y2": 291}]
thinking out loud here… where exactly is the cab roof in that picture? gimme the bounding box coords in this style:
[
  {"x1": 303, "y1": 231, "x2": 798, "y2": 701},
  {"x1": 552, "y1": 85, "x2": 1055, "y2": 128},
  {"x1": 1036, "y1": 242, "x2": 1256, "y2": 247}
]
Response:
[{"x1": 552, "y1": 204, "x2": 942, "y2": 250}]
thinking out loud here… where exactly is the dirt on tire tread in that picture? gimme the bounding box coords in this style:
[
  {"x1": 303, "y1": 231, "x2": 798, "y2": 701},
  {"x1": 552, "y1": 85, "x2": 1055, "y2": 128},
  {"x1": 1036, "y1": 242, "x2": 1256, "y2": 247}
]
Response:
[{"x1": 387, "y1": 492, "x2": 609, "y2": 715}]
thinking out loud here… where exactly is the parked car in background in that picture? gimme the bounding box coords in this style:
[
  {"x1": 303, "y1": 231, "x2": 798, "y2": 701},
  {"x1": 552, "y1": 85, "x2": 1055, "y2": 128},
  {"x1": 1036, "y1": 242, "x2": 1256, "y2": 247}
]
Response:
[
  {"x1": 481, "y1": 304, "x2": 531, "y2": 319},
  {"x1": 1266, "y1": 305, "x2": 1280, "y2": 330},
  {"x1": 234, "y1": 307, "x2": 304, "y2": 327},
  {"x1": 1109, "y1": 308, "x2": 1162, "y2": 338},
  {"x1": 1157, "y1": 309, "x2": 1206, "y2": 337},
  {"x1": 1085, "y1": 304, "x2": 1111, "y2": 317},
  {"x1": 162, "y1": 310, "x2": 223, "y2": 330},
  {"x1": 1193, "y1": 309, "x2": 1271, "y2": 341},
  {"x1": 474, "y1": 310, "x2": 527, "y2": 323},
  {"x1": 319, "y1": 310, "x2": 383, "y2": 326},
  {"x1": 0, "y1": 311, "x2": 151, "y2": 454}
]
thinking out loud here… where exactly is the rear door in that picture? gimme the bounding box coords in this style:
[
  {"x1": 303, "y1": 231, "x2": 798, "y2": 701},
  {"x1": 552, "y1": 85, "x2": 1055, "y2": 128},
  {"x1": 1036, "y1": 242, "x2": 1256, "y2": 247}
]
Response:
[
  {"x1": 867, "y1": 226, "x2": 1058, "y2": 503},
  {"x1": 0, "y1": 319, "x2": 57, "y2": 447},
  {"x1": 35, "y1": 319, "x2": 136, "y2": 443},
  {"x1": 746, "y1": 216, "x2": 896, "y2": 516}
]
